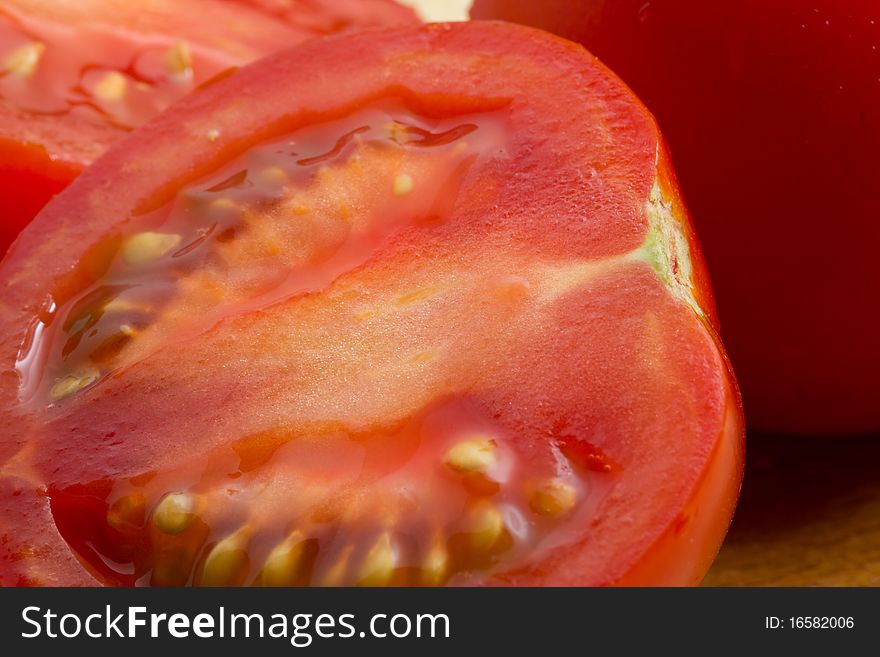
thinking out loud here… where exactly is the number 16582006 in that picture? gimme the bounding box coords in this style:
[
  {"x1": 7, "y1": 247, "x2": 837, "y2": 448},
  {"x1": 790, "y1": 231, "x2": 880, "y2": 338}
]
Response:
[{"x1": 766, "y1": 617, "x2": 855, "y2": 630}]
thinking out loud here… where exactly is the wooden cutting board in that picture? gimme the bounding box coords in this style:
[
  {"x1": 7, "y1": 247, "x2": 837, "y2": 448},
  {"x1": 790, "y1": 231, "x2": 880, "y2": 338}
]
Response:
[{"x1": 703, "y1": 433, "x2": 880, "y2": 586}]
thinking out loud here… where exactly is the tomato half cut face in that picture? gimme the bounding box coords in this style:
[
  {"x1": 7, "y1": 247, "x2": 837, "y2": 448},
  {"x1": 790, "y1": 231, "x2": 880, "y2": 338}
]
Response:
[
  {"x1": 0, "y1": 0, "x2": 418, "y2": 256},
  {"x1": 0, "y1": 22, "x2": 743, "y2": 587}
]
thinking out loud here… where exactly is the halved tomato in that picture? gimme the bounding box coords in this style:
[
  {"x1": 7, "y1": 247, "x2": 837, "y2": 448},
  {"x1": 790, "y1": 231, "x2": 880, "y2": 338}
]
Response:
[
  {"x1": 0, "y1": 22, "x2": 743, "y2": 587},
  {"x1": 0, "y1": 0, "x2": 417, "y2": 256}
]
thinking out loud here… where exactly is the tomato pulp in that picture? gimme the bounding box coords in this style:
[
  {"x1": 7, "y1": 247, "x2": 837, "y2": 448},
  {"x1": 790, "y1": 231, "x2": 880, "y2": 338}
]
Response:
[
  {"x1": 0, "y1": 0, "x2": 417, "y2": 256},
  {"x1": 0, "y1": 22, "x2": 743, "y2": 586},
  {"x1": 473, "y1": 0, "x2": 880, "y2": 435}
]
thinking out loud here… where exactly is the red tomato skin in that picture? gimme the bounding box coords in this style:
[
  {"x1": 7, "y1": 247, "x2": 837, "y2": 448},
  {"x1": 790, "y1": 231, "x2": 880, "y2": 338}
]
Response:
[
  {"x1": 474, "y1": 0, "x2": 880, "y2": 435},
  {"x1": 0, "y1": 22, "x2": 743, "y2": 586}
]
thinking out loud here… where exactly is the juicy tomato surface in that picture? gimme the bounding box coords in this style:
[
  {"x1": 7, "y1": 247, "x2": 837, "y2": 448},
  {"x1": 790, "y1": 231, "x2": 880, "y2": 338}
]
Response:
[
  {"x1": 0, "y1": 22, "x2": 743, "y2": 587},
  {"x1": 0, "y1": 0, "x2": 417, "y2": 257},
  {"x1": 473, "y1": 0, "x2": 880, "y2": 435}
]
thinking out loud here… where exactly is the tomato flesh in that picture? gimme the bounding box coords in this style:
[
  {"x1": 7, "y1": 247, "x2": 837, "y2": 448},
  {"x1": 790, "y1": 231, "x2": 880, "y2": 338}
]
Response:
[
  {"x1": 473, "y1": 0, "x2": 880, "y2": 435},
  {"x1": 0, "y1": 22, "x2": 743, "y2": 586},
  {"x1": 0, "y1": 0, "x2": 417, "y2": 256}
]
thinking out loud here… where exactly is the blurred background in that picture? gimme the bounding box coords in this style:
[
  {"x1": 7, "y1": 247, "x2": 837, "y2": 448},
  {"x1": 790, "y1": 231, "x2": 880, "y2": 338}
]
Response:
[{"x1": 399, "y1": 0, "x2": 470, "y2": 21}]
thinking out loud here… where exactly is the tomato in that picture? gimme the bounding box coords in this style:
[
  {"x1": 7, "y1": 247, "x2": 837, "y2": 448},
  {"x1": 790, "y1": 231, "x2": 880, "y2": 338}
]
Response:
[
  {"x1": 0, "y1": 0, "x2": 418, "y2": 257},
  {"x1": 227, "y1": 0, "x2": 417, "y2": 32},
  {"x1": 0, "y1": 22, "x2": 743, "y2": 586},
  {"x1": 472, "y1": 1, "x2": 880, "y2": 436}
]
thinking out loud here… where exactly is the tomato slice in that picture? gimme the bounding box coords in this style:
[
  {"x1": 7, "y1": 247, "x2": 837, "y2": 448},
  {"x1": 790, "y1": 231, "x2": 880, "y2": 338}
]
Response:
[
  {"x1": 0, "y1": 0, "x2": 417, "y2": 257},
  {"x1": 0, "y1": 22, "x2": 743, "y2": 587}
]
